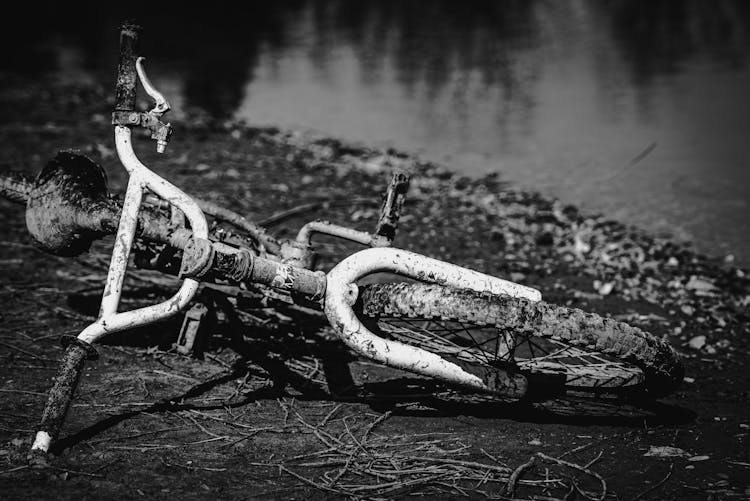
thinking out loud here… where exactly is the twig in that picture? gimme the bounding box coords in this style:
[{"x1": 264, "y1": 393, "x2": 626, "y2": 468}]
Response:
[
  {"x1": 401, "y1": 455, "x2": 511, "y2": 474},
  {"x1": 50, "y1": 466, "x2": 104, "y2": 478},
  {"x1": 186, "y1": 436, "x2": 227, "y2": 445},
  {"x1": 537, "y1": 453, "x2": 607, "y2": 501},
  {"x1": 293, "y1": 410, "x2": 344, "y2": 447},
  {"x1": 0, "y1": 465, "x2": 29, "y2": 475},
  {"x1": 584, "y1": 450, "x2": 604, "y2": 468},
  {"x1": 151, "y1": 369, "x2": 199, "y2": 382},
  {"x1": 558, "y1": 441, "x2": 595, "y2": 459},
  {"x1": 505, "y1": 455, "x2": 537, "y2": 497},
  {"x1": 361, "y1": 411, "x2": 392, "y2": 444},
  {"x1": 630, "y1": 463, "x2": 674, "y2": 501},
  {"x1": 319, "y1": 403, "x2": 343, "y2": 427},
  {"x1": 279, "y1": 465, "x2": 358, "y2": 498},
  {"x1": 0, "y1": 389, "x2": 46, "y2": 396},
  {"x1": 0, "y1": 341, "x2": 43, "y2": 360},
  {"x1": 183, "y1": 412, "x2": 225, "y2": 440}
]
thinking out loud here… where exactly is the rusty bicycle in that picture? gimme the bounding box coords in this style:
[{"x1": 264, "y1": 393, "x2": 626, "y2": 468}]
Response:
[{"x1": 0, "y1": 23, "x2": 683, "y2": 459}]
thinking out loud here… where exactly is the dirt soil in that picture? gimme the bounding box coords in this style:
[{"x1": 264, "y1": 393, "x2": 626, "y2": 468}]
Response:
[{"x1": 1, "y1": 76, "x2": 749, "y2": 500}]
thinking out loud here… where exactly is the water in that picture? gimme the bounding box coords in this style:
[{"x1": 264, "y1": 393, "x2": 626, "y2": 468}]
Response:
[{"x1": 5, "y1": 1, "x2": 750, "y2": 264}]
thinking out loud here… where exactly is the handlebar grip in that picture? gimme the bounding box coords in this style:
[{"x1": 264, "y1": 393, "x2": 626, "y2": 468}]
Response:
[
  {"x1": 114, "y1": 21, "x2": 142, "y2": 112},
  {"x1": 31, "y1": 339, "x2": 96, "y2": 455}
]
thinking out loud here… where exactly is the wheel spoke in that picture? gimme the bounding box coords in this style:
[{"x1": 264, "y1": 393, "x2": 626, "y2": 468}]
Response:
[{"x1": 370, "y1": 313, "x2": 644, "y2": 390}]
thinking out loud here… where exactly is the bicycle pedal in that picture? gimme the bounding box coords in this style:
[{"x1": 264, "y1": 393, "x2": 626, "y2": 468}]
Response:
[{"x1": 174, "y1": 303, "x2": 213, "y2": 357}]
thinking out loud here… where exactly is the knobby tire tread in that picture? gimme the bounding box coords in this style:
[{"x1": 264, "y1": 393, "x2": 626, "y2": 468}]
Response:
[{"x1": 358, "y1": 282, "x2": 683, "y2": 397}]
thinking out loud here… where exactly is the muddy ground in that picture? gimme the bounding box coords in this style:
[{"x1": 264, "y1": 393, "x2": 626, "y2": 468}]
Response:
[{"x1": 0, "y1": 77, "x2": 749, "y2": 500}]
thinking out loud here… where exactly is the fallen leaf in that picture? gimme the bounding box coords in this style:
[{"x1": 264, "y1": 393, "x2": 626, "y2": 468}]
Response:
[{"x1": 644, "y1": 446, "x2": 689, "y2": 458}]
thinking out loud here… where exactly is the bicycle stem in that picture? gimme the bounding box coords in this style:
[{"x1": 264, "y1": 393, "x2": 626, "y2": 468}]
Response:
[{"x1": 294, "y1": 172, "x2": 411, "y2": 258}]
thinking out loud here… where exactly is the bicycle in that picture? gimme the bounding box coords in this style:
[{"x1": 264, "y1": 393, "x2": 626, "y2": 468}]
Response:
[{"x1": 0, "y1": 23, "x2": 683, "y2": 460}]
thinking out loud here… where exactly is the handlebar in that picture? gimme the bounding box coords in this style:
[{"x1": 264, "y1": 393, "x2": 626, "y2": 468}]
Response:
[{"x1": 114, "y1": 22, "x2": 141, "y2": 112}]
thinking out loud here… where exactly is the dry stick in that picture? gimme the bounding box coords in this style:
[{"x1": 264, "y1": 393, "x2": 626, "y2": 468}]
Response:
[
  {"x1": 558, "y1": 441, "x2": 595, "y2": 459},
  {"x1": 584, "y1": 450, "x2": 604, "y2": 469},
  {"x1": 537, "y1": 453, "x2": 607, "y2": 501},
  {"x1": 183, "y1": 412, "x2": 227, "y2": 440},
  {"x1": 186, "y1": 436, "x2": 227, "y2": 446},
  {"x1": 505, "y1": 455, "x2": 537, "y2": 498},
  {"x1": 50, "y1": 466, "x2": 105, "y2": 478},
  {"x1": 0, "y1": 340, "x2": 44, "y2": 360},
  {"x1": 0, "y1": 389, "x2": 46, "y2": 396},
  {"x1": 85, "y1": 427, "x2": 181, "y2": 445},
  {"x1": 0, "y1": 465, "x2": 29, "y2": 475},
  {"x1": 401, "y1": 455, "x2": 512, "y2": 474},
  {"x1": 188, "y1": 409, "x2": 263, "y2": 430},
  {"x1": 368, "y1": 472, "x2": 455, "y2": 495},
  {"x1": 319, "y1": 403, "x2": 343, "y2": 427},
  {"x1": 151, "y1": 369, "x2": 199, "y2": 382},
  {"x1": 277, "y1": 398, "x2": 291, "y2": 425},
  {"x1": 434, "y1": 481, "x2": 470, "y2": 498},
  {"x1": 473, "y1": 468, "x2": 493, "y2": 489},
  {"x1": 284, "y1": 446, "x2": 340, "y2": 463},
  {"x1": 328, "y1": 450, "x2": 357, "y2": 487},
  {"x1": 361, "y1": 410, "x2": 392, "y2": 444},
  {"x1": 278, "y1": 465, "x2": 359, "y2": 499},
  {"x1": 630, "y1": 463, "x2": 674, "y2": 501},
  {"x1": 342, "y1": 416, "x2": 370, "y2": 457},
  {"x1": 293, "y1": 410, "x2": 345, "y2": 447}
]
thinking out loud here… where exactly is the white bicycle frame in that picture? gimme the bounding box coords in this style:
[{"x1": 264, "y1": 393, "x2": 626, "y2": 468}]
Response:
[{"x1": 30, "y1": 52, "x2": 542, "y2": 454}]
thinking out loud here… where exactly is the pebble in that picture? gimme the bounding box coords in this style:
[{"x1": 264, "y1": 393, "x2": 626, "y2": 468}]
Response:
[{"x1": 688, "y1": 335, "x2": 707, "y2": 350}]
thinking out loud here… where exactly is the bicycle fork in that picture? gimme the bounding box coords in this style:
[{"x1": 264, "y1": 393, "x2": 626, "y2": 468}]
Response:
[
  {"x1": 29, "y1": 124, "x2": 210, "y2": 458},
  {"x1": 324, "y1": 248, "x2": 542, "y2": 397}
]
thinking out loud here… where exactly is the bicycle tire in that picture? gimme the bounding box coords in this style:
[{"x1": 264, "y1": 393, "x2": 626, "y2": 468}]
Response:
[{"x1": 356, "y1": 282, "x2": 683, "y2": 399}]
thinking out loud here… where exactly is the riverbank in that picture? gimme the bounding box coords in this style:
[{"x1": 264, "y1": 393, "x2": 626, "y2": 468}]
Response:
[{"x1": 0, "y1": 77, "x2": 749, "y2": 499}]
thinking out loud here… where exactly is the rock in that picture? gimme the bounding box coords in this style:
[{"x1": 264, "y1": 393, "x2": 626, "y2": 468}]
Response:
[
  {"x1": 686, "y1": 276, "x2": 716, "y2": 293},
  {"x1": 574, "y1": 232, "x2": 591, "y2": 256},
  {"x1": 688, "y1": 335, "x2": 707, "y2": 350},
  {"x1": 510, "y1": 272, "x2": 526, "y2": 283}
]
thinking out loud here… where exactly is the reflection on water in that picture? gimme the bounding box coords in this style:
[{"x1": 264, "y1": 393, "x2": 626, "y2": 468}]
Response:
[{"x1": 3, "y1": 0, "x2": 750, "y2": 263}]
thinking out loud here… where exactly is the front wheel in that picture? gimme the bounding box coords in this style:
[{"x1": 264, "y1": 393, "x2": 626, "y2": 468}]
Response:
[{"x1": 355, "y1": 283, "x2": 683, "y2": 400}]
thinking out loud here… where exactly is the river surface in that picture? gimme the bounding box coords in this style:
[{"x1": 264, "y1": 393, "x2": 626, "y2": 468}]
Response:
[{"x1": 5, "y1": 1, "x2": 750, "y2": 264}]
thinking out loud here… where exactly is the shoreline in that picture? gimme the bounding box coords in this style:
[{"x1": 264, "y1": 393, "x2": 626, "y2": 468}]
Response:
[{"x1": 1, "y1": 76, "x2": 749, "y2": 499}]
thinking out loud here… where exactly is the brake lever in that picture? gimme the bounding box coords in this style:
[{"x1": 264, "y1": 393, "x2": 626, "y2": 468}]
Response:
[
  {"x1": 109, "y1": 56, "x2": 173, "y2": 153},
  {"x1": 135, "y1": 57, "x2": 170, "y2": 117}
]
